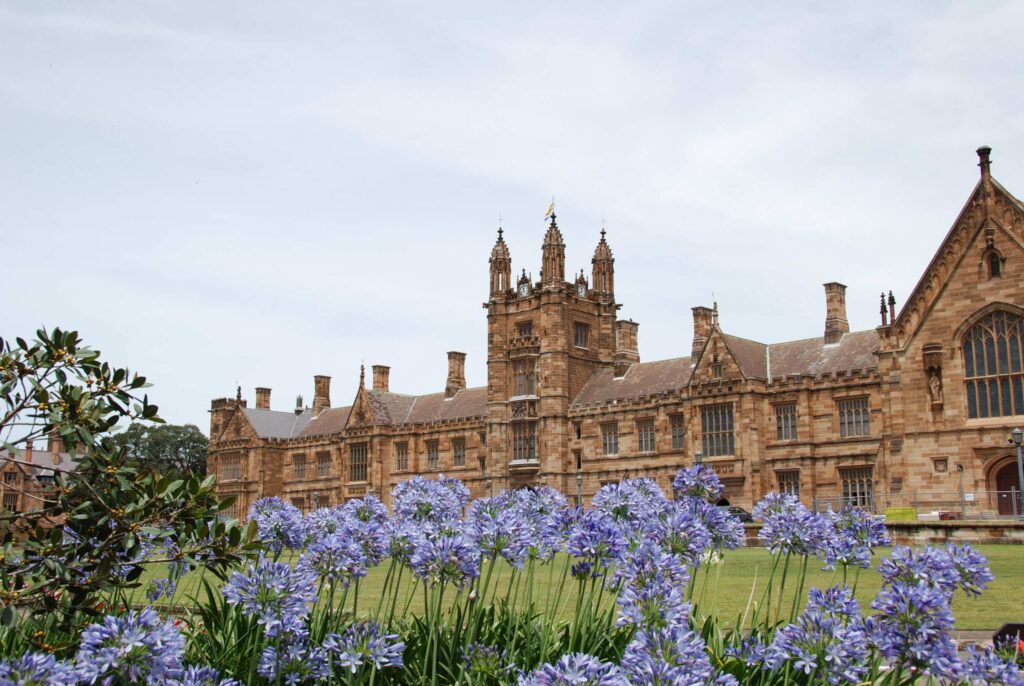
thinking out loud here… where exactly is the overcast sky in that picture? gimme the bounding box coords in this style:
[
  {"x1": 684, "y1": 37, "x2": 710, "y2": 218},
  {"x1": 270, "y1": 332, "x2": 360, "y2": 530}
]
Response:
[{"x1": 3, "y1": 2, "x2": 1023, "y2": 432}]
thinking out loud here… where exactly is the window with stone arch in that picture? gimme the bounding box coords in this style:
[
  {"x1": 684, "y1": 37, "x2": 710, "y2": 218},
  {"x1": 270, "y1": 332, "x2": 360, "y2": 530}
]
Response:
[{"x1": 963, "y1": 309, "x2": 1024, "y2": 418}]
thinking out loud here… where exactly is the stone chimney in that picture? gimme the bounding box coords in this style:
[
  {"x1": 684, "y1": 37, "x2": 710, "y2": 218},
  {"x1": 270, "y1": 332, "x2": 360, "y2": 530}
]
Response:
[
  {"x1": 614, "y1": 320, "x2": 640, "y2": 377},
  {"x1": 312, "y1": 375, "x2": 331, "y2": 415},
  {"x1": 691, "y1": 306, "x2": 714, "y2": 360},
  {"x1": 25, "y1": 439, "x2": 33, "y2": 465},
  {"x1": 255, "y1": 387, "x2": 271, "y2": 410},
  {"x1": 372, "y1": 365, "x2": 390, "y2": 392},
  {"x1": 823, "y1": 282, "x2": 849, "y2": 344},
  {"x1": 445, "y1": 352, "x2": 466, "y2": 398}
]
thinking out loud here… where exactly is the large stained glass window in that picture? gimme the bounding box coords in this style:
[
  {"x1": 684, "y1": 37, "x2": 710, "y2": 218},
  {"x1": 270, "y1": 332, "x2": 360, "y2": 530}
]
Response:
[{"x1": 963, "y1": 311, "x2": 1024, "y2": 418}]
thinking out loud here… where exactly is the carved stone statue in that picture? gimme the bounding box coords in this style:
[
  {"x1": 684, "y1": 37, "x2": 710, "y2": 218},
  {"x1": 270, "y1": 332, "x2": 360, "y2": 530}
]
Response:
[{"x1": 928, "y1": 369, "x2": 943, "y2": 404}]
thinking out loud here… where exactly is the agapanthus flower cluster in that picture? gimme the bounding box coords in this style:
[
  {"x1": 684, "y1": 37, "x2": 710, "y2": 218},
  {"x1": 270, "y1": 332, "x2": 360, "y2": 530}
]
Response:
[
  {"x1": 75, "y1": 607, "x2": 185, "y2": 685},
  {"x1": 171, "y1": 665, "x2": 240, "y2": 686},
  {"x1": 0, "y1": 652, "x2": 77, "y2": 686},
  {"x1": 593, "y1": 478, "x2": 668, "y2": 537},
  {"x1": 256, "y1": 637, "x2": 329, "y2": 684},
  {"x1": 672, "y1": 464, "x2": 725, "y2": 502},
  {"x1": 867, "y1": 581, "x2": 960, "y2": 679},
  {"x1": 324, "y1": 621, "x2": 405, "y2": 673},
  {"x1": 694, "y1": 500, "x2": 746, "y2": 553},
  {"x1": 753, "y1": 493, "x2": 830, "y2": 557},
  {"x1": 823, "y1": 505, "x2": 890, "y2": 570},
  {"x1": 146, "y1": 577, "x2": 176, "y2": 603},
  {"x1": 298, "y1": 532, "x2": 368, "y2": 586},
  {"x1": 304, "y1": 505, "x2": 350, "y2": 542},
  {"x1": 467, "y1": 494, "x2": 533, "y2": 567},
  {"x1": 567, "y1": 510, "x2": 627, "y2": 576},
  {"x1": 647, "y1": 501, "x2": 713, "y2": 565},
  {"x1": 877, "y1": 544, "x2": 994, "y2": 598},
  {"x1": 960, "y1": 645, "x2": 1024, "y2": 686},
  {"x1": 222, "y1": 554, "x2": 317, "y2": 637},
  {"x1": 766, "y1": 586, "x2": 868, "y2": 685},
  {"x1": 518, "y1": 653, "x2": 629, "y2": 686},
  {"x1": 248, "y1": 497, "x2": 306, "y2": 553},
  {"x1": 512, "y1": 486, "x2": 570, "y2": 560},
  {"x1": 614, "y1": 541, "x2": 690, "y2": 628},
  {"x1": 621, "y1": 623, "x2": 717, "y2": 686},
  {"x1": 409, "y1": 532, "x2": 481, "y2": 587},
  {"x1": 392, "y1": 475, "x2": 465, "y2": 524}
]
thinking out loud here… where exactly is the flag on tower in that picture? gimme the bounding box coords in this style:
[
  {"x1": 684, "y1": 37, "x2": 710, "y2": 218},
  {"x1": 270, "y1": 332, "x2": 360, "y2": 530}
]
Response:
[{"x1": 544, "y1": 200, "x2": 555, "y2": 219}]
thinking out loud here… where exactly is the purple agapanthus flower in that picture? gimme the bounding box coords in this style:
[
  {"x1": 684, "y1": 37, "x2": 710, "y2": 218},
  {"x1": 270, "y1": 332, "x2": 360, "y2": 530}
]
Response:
[
  {"x1": 513, "y1": 487, "x2": 570, "y2": 560},
  {"x1": 593, "y1": 478, "x2": 668, "y2": 538},
  {"x1": 694, "y1": 500, "x2": 746, "y2": 553},
  {"x1": 725, "y1": 635, "x2": 769, "y2": 668},
  {"x1": 867, "y1": 580, "x2": 960, "y2": 679},
  {"x1": 248, "y1": 497, "x2": 307, "y2": 553},
  {"x1": 615, "y1": 541, "x2": 691, "y2": 628},
  {"x1": 409, "y1": 532, "x2": 481, "y2": 587},
  {"x1": 257, "y1": 636, "x2": 329, "y2": 684},
  {"x1": 960, "y1": 645, "x2": 1024, "y2": 686},
  {"x1": 0, "y1": 652, "x2": 77, "y2": 686},
  {"x1": 754, "y1": 493, "x2": 831, "y2": 557},
  {"x1": 467, "y1": 495, "x2": 532, "y2": 568},
  {"x1": 823, "y1": 505, "x2": 890, "y2": 570},
  {"x1": 766, "y1": 586, "x2": 868, "y2": 685},
  {"x1": 170, "y1": 665, "x2": 240, "y2": 686},
  {"x1": 146, "y1": 577, "x2": 176, "y2": 603},
  {"x1": 222, "y1": 554, "x2": 317, "y2": 637},
  {"x1": 297, "y1": 532, "x2": 368, "y2": 586},
  {"x1": 878, "y1": 544, "x2": 993, "y2": 598},
  {"x1": 75, "y1": 607, "x2": 185, "y2": 685},
  {"x1": 673, "y1": 464, "x2": 725, "y2": 502},
  {"x1": 567, "y1": 509, "x2": 627, "y2": 574},
  {"x1": 621, "y1": 623, "x2": 716, "y2": 685},
  {"x1": 518, "y1": 653, "x2": 629, "y2": 686},
  {"x1": 945, "y1": 543, "x2": 995, "y2": 597},
  {"x1": 324, "y1": 621, "x2": 405, "y2": 673},
  {"x1": 304, "y1": 505, "x2": 351, "y2": 543},
  {"x1": 392, "y1": 476, "x2": 465, "y2": 524},
  {"x1": 648, "y1": 500, "x2": 713, "y2": 565}
]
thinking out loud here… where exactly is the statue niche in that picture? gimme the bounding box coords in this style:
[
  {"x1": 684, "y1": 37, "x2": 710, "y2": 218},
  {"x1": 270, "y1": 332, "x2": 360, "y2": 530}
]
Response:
[{"x1": 922, "y1": 343, "x2": 943, "y2": 408}]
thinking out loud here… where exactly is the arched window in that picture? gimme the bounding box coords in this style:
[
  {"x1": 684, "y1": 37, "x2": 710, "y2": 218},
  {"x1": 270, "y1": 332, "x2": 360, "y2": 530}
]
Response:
[
  {"x1": 963, "y1": 310, "x2": 1024, "y2": 418},
  {"x1": 988, "y1": 251, "x2": 1003, "y2": 279}
]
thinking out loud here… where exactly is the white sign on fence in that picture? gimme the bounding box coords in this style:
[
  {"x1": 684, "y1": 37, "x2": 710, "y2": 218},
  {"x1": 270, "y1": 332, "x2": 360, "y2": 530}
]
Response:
[{"x1": 965, "y1": 493, "x2": 975, "y2": 502}]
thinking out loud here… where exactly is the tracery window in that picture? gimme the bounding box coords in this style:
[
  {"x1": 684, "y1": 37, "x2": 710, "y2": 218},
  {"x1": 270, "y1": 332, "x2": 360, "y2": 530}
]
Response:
[
  {"x1": 601, "y1": 423, "x2": 619, "y2": 456},
  {"x1": 837, "y1": 397, "x2": 870, "y2": 437},
  {"x1": 841, "y1": 467, "x2": 873, "y2": 508},
  {"x1": 394, "y1": 442, "x2": 408, "y2": 471},
  {"x1": 636, "y1": 419, "x2": 655, "y2": 453},
  {"x1": 292, "y1": 453, "x2": 306, "y2": 480},
  {"x1": 513, "y1": 360, "x2": 536, "y2": 396},
  {"x1": 453, "y1": 437, "x2": 466, "y2": 467},
  {"x1": 512, "y1": 423, "x2": 536, "y2": 462},
  {"x1": 700, "y1": 403, "x2": 734, "y2": 456},
  {"x1": 963, "y1": 310, "x2": 1024, "y2": 418},
  {"x1": 316, "y1": 451, "x2": 331, "y2": 478},
  {"x1": 777, "y1": 470, "x2": 800, "y2": 497},
  {"x1": 426, "y1": 441, "x2": 439, "y2": 470},
  {"x1": 220, "y1": 452, "x2": 241, "y2": 481},
  {"x1": 775, "y1": 403, "x2": 798, "y2": 441},
  {"x1": 670, "y1": 414, "x2": 686, "y2": 450}
]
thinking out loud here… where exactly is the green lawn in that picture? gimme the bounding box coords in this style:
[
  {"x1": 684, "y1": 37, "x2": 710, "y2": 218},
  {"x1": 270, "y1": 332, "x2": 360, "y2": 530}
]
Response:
[{"x1": 135, "y1": 545, "x2": 1024, "y2": 631}]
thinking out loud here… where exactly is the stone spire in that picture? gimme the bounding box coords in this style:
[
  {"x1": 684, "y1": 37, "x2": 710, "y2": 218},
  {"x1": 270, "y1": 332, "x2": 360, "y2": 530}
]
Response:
[
  {"x1": 489, "y1": 226, "x2": 512, "y2": 296},
  {"x1": 541, "y1": 213, "x2": 565, "y2": 286},
  {"x1": 591, "y1": 227, "x2": 614, "y2": 297}
]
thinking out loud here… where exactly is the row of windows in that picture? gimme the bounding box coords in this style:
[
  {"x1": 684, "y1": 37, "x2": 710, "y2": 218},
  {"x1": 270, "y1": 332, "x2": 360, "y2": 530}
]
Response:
[{"x1": 774, "y1": 467, "x2": 874, "y2": 508}]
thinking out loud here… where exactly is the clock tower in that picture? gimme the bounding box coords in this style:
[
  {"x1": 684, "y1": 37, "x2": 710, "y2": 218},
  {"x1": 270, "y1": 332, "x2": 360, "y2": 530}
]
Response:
[{"x1": 484, "y1": 214, "x2": 620, "y2": 493}]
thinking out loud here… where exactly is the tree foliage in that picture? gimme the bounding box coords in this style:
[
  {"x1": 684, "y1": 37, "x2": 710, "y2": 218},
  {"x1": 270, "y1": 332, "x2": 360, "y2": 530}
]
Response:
[
  {"x1": 0, "y1": 327, "x2": 254, "y2": 631},
  {"x1": 112, "y1": 422, "x2": 208, "y2": 478}
]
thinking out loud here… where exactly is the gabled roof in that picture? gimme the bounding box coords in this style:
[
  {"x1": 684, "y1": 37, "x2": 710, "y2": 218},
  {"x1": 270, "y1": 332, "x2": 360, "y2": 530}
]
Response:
[
  {"x1": 241, "y1": 407, "x2": 313, "y2": 440},
  {"x1": 365, "y1": 390, "x2": 418, "y2": 425},
  {"x1": 768, "y1": 330, "x2": 879, "y2": 378},
  {"x1": 298, "y1": 406, "x2": 353, "y2": 438},
  {"x1": 719, "y1": 333, "x2": 768, "y2": 379},
  {"x1": 405, "y1": 386, "x2": 488, "y2": 424},
  {"x1": 572, "y1": 357, "x2": 694, "y2": 407}
]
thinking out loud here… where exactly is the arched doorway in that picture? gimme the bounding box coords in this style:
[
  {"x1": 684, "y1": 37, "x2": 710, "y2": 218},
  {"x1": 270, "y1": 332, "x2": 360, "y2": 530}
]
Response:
[{"x1": 995, "y1": 460, "x2": 1023, "y2": 516}]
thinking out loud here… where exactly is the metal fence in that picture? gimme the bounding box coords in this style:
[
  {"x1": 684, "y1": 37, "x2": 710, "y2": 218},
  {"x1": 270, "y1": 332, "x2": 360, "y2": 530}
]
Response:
[{"x1": 811, "y1": 489, "x2": 1024, "y2": 520}]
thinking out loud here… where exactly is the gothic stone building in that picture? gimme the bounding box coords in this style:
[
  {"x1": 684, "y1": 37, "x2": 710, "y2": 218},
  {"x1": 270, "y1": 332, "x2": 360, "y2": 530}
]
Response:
[{"x1": 208, "y1": 148, "x2": 1024, "y2": 519}]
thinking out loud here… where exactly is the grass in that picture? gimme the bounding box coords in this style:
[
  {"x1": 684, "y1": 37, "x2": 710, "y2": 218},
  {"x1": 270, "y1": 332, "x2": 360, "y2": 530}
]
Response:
[{"x1": 133, "y1": 545, "x2": 1024, "y2": 631}]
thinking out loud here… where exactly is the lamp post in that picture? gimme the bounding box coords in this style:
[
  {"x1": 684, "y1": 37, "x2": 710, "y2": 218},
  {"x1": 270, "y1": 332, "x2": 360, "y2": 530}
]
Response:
[
  {"x1": 312, "y1": 491, "x2": 320, "y2": 510},
  {"x1": 694, "y1": 450, "x2": 704, "y2": 466},
  {"x1": 576, "y1": 470, "x2": 583, "y2": 508},
  {"x1": 1012, "y1": 428, "x2": 1024, "y2": 521}
]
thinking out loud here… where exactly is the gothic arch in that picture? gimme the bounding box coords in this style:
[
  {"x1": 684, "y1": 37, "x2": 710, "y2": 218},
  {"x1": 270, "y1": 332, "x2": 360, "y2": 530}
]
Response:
[
  {"x1": 986, "y1": 454, "x2": 1024, "y2": 515},
  {"x1": 950, "y1": 302, "x2": 1024, "y2": 347}
]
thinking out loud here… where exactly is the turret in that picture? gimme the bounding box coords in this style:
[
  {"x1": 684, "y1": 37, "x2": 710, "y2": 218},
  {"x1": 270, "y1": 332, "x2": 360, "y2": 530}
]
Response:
[
  {"x1": 591, "y1": 227, "x2": 614, "y2": 297},
  {"x1": 540, "y1": 213, "x2": 565, "y2": 286},
  {"x1": 489, "y1": 227, "x2": 512, "y2": 296}
]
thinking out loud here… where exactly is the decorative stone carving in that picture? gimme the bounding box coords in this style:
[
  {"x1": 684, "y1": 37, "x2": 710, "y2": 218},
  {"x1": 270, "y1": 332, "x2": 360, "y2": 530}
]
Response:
[
  {"x1": 923, "y1": 343, "x2": 944, "y2": 408},
  {"x1": 510, "y1": 400, "x2": 537, "y2": 419}
]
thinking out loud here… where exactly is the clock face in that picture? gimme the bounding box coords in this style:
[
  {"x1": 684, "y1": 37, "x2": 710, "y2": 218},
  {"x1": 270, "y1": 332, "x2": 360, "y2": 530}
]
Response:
[
  {"x1": 577, "y1": 284, "x2": 587, "y2": 298},
  {"x1": 519, "y1": 283, "x2": 530, "y2": 297}
]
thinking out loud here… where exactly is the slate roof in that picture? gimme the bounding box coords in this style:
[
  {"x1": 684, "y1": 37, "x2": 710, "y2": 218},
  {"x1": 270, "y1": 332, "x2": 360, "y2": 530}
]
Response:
[
  {"x1": 767, "y1": 330, "x2": 879, "y2": 378},
  {"x1": 405, "y1": 387, "x2": 488, "y2": 424},
  {"x1": 572, "y1": 357, "x2": 694, "y2": 407},
  {"x1": 298, "y1": 406, "x2": 353, "y2": 438},
  {"x1": 242, "y1": 407, "x2": 313, "y2": 439},
  {"x1": 720, "y1": 334, "x2": 768, "y2": 379}
]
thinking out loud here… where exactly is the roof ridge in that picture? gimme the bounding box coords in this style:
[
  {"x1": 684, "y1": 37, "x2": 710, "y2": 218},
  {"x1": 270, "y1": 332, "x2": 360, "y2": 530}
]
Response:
[{"x1": 719, "y1": 331, "x2": 767, "y2": 347}]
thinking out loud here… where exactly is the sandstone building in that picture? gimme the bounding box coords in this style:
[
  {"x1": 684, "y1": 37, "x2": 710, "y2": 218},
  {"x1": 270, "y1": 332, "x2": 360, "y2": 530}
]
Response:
[{"x1": 208, "y1": 148, "x2": 1024, "y2": 518}]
